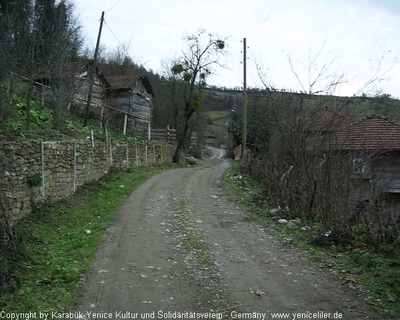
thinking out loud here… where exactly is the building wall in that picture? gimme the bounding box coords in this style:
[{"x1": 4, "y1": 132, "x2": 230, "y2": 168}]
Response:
[
  {"x1": 348, "y1": 151, "x2": 400, "y2": 200},
  {"x1": 130, "y1": 93, "x2": 152, "y2": 120},
  {"x1": 373, "y1": 153, "x2": 400, "y2": 193},
  {"x1": 107, "y1": 79, "x2": 153, "y2": 121},
  {"x1": 205, "y1": 137, "x2": 219, "y2": 147},
  {"x1": 0, "y1": 139, "x2": 175, "y2": 225},
  {"x1": 74, "y1": 75, "x2": 105, "y2": 109}
]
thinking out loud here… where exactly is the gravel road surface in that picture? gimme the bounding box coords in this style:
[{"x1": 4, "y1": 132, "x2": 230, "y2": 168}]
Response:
[{"x1": 75, "y1": 148, "x2": 381, "y2": 320}]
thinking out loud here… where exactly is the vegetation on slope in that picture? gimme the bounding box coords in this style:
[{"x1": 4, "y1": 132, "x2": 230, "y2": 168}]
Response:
[
  {"x1": 224, "y1": 166, "x2": 400, "y2": 318},
  {"x1": 0, "y1": 165, "x2": 176, "y2": 312}
]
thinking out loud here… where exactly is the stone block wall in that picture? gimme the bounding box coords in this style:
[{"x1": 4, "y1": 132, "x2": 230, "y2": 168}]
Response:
[{"x1": 0, "y1": 138, "x2": 175, "y2": 224}]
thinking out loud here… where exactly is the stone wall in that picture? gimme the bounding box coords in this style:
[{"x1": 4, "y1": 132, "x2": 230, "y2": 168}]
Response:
[{"x1": 0, "y1": 138, "x2": 175, "y2": 224}]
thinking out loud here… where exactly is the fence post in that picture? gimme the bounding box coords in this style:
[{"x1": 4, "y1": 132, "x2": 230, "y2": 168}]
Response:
[
  {"x1": 91, "y1": 130, "x2": 95, "y2": 181},
  {"x1": 160, "y1": 143, "x2": 163, "y2": 163},
  {"x1": 135, "y1": 138, "x2": 138, "y2": 167},
  {"x1": 123, "y1": 114, "x2": 128, "y2": 136},
  {"x1": 145, "y1": 143, "x2": 148, "y2": 166},
  {"x1": 109, "y1": 137, "x2": 113, "y2": 166},
  {"x1": 73, "y1": 140, "x2": 77, "y2": 192},
  {"x1": 91, "y1": 129, "x2": 94, "y2": 149},
  {"x1": 153, "y1": 144, "x2": 156, "y2": 164},
  {"x1": 105, "y1": 126, "x2": 109, "y2": 168},
  {"x1": 126, "y1": 143, "x2": 129, "y2": 168},
  {"x1": 167, "y1": 125, "x2": 170, "y2": 143},
  {"x1": 41, "y1": 139, "x2": 45, "y2": 200}
]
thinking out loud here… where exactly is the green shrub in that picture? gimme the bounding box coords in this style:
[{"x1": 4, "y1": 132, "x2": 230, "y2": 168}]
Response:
[
  {"x1": 27, "y1": 173, "x2": 41, "y2": 187},
  {"x1": 13, "y1": 94, "x2": 53, "y2": 125}
]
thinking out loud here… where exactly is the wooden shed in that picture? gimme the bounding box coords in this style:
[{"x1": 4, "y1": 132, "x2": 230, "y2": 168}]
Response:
[
  {"x1": 203, "y1": 131, "x2": 219, "y2": 147},
  {"x1": 34, "y1": 59, "x2": 110, "y2": 116},
  {"x1": 105, "y1": 75, "x2": 154, "y2": 139}
]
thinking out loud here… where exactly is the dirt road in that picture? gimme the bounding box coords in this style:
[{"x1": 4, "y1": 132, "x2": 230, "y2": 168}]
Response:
[{"x1": 75, "y1": 148, "x2": 380, "y2": 320}]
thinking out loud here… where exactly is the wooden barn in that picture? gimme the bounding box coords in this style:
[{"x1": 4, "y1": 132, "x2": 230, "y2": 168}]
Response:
[
  {"x1": 34, "y1": 59, "x2": 110, "y2": 116},
  {"x1": 105, "y1": 75, "x2": 154, "y2": 139},
  {"x1": 203, "y1": 131, "x2": 219, "y2": 147}
]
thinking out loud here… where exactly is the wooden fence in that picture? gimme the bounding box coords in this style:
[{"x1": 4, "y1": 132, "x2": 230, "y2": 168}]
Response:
[{"x1": 151, "y1": 126, "x2": 177, "y2": 143}]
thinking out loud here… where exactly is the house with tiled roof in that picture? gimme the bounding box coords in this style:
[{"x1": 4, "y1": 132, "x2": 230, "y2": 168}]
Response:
[
  {"x1": 332, "y1": 114, "x2": 400, "y2": 203},
  {"x1": 334, "y1": 114, "x2": 400, "y2": 152}
]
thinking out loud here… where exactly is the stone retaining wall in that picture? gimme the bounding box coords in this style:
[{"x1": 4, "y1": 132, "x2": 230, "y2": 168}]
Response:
[{"x1": 0, "y1": 138, "x2": 175, "y2": 224}]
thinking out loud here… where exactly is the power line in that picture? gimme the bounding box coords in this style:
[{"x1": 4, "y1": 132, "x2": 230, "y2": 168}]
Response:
[
  {"x1": 104, "y1": 19, "x2": 156, "y2": 68},
  {"x1": 261, "y1": 0, "x2": 276, "y2": 25},
  {"x1": 106, "y1": 0, "x2": 123, "y2": 14},
  {"x1": 104, "y1": 19, "x2": 125, "y2": 49},
  {"x1": 104, "y1": 18, "x2": 176, "y2": 47}
]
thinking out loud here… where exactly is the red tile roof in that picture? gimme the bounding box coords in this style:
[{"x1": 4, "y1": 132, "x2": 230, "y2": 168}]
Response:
[{"x1": 334, "y1": 114, "x2": 400, "y2": 150}]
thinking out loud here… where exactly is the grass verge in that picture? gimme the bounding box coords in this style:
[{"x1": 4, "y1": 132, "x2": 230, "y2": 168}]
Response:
[
  {"x1": 203, "y1": 148, "x2": 213, "y2": 159},
  {"x1": 0, "y1": 164, "x2": 179, "y2": 313},
  {"x1": 224, "y1": 165, "x2": 400, "y2": 318}
]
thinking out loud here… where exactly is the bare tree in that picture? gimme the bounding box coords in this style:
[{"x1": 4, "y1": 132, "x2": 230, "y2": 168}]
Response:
[
  {"x1": 0, "y1": 0, "x2": 83, "y2": 130},
  {"x1": 170, "y1": 31, "x2": 226, "y2": 163},
  {"x1": 237, "y1": 45, "x2": 394, "y2": 250},
  {"x1": 158, "y1": 59, "x2": 187, "y2": 130}
]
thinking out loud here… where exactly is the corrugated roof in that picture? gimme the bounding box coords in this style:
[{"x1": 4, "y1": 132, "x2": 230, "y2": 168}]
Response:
[{"x1": 334, "y1": 114, "x2": 400, "y2": 150}]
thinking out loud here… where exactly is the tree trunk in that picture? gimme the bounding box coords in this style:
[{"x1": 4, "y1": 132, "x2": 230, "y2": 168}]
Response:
[
  {"x1": 173, "y1": 116, "x2": 190, "y2": 163},
  {"x1": 173, "y1": 144, "x2": 182, "y2": 164}
]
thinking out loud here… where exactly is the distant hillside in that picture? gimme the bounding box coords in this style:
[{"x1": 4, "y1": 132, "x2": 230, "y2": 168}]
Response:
[
  {"x1": 201, "y1": 88, "x2": 400, "y2": 119},
  {"x1": 200, "y1": 88, "x2": 400, "y2": 146}
]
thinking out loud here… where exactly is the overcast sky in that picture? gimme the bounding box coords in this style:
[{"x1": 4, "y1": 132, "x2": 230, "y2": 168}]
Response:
[{"x1": 74, "y1": 0, "x2": 400, "y2": 98}]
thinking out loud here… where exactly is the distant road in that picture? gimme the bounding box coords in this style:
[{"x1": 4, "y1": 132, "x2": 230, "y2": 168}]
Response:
[{"x1": 207, "y1": 146, "x2": 226, "y2": 159}]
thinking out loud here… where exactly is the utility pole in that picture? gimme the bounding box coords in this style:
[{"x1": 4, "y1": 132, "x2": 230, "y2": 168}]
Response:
[
  {"x1": 242, "y1": 37, "x2": 247, "y2": 156},
  {"x1": 84, "y1": 11, "x2": 105, "y2": 127}
]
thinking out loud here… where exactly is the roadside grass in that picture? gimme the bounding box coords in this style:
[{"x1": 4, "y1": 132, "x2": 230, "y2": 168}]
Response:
[
  {"x1": 175, "y1": 201, "x2": 213, "y2": 268},
  {"x1": 224, "y1": 165, "x2": 400, "y2": 318},
  {"x1": 0, "y1": 164, "x2": 179, "y2": 313},
  {"x1": 203, "y1": 148, "x2": 213, "y2": 158}
]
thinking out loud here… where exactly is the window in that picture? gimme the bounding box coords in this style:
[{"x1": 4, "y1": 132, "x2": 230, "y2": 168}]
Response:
[{"x1": 352, "y1": 158, "x2": 365, "y2": 175}]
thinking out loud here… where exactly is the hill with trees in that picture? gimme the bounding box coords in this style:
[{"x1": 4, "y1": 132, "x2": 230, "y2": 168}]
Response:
[{"x1": 2, "y1": 0, "x2": 400, "y2": 150}]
